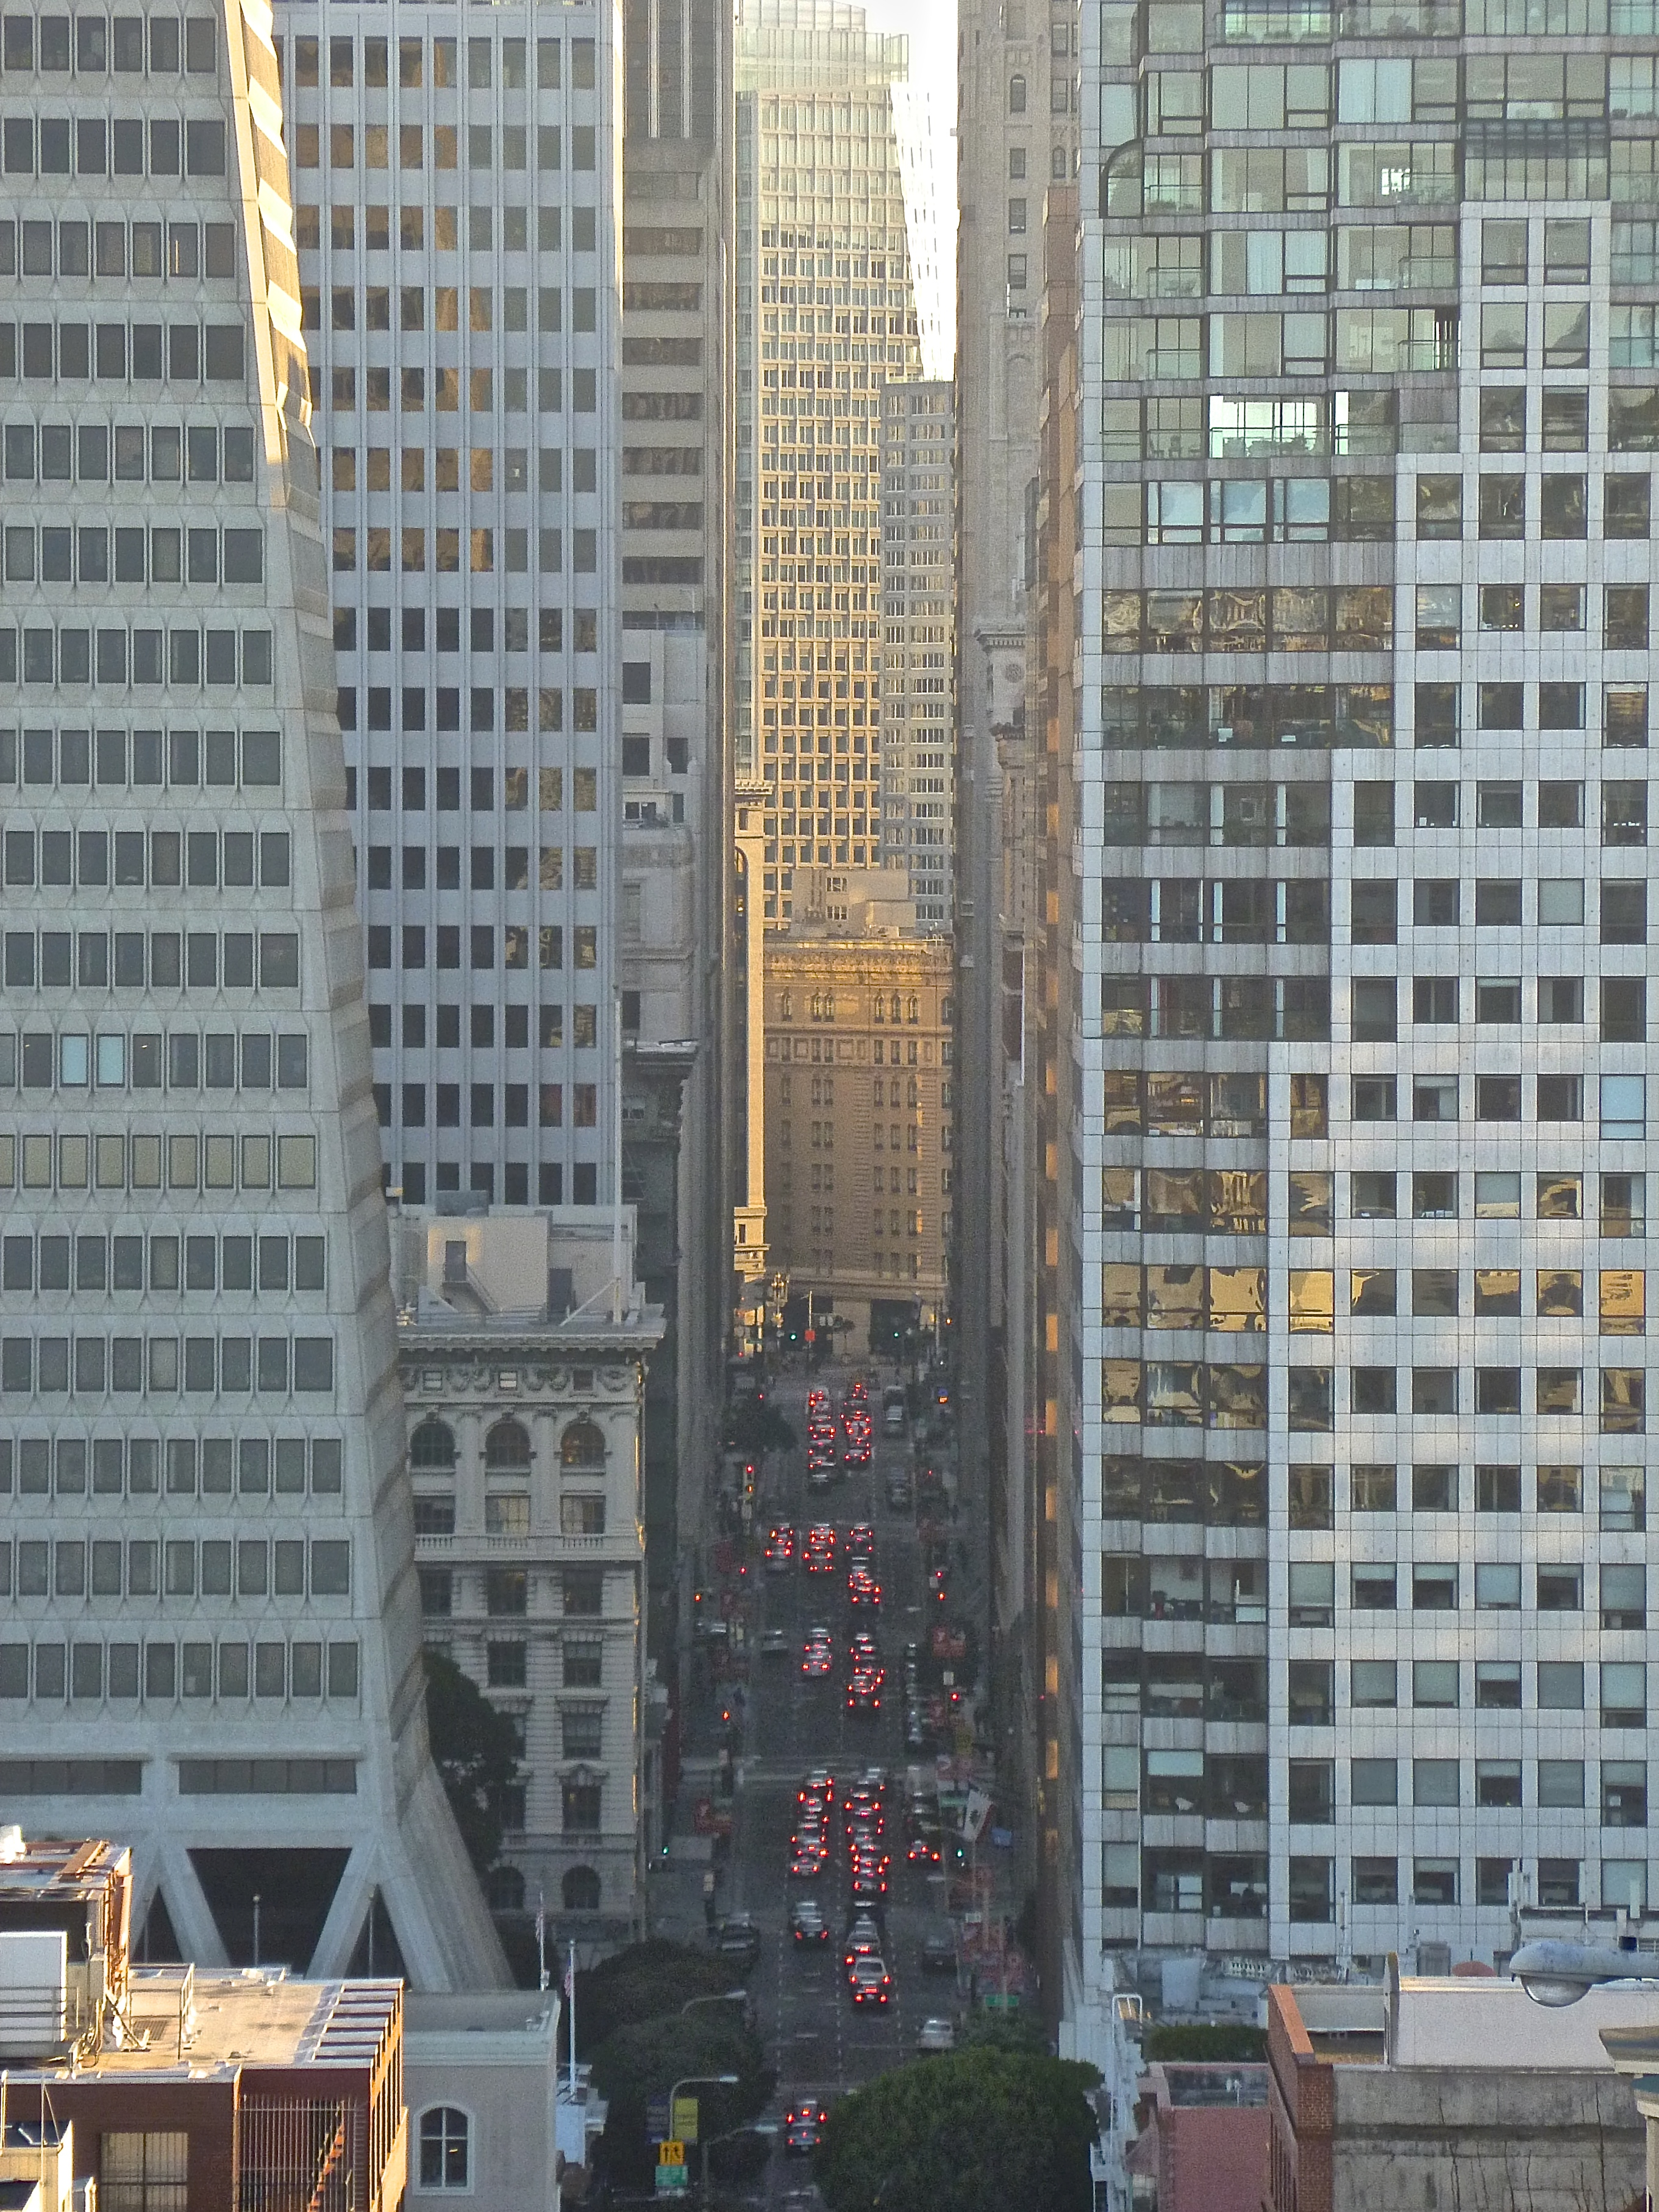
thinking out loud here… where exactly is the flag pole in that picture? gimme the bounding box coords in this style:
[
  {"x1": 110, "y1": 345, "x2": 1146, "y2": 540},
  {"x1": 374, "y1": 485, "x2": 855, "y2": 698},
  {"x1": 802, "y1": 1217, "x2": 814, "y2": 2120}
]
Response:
[{"x1": 568, "y1": 1939, "x2": 578, "y2": 2096}]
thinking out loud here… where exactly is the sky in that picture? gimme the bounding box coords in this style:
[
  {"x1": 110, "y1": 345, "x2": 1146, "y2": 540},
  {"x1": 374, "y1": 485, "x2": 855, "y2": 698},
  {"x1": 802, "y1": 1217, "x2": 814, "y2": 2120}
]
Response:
[{"x1": 865, "y1": 0, "x2": 958, "y2": 371}]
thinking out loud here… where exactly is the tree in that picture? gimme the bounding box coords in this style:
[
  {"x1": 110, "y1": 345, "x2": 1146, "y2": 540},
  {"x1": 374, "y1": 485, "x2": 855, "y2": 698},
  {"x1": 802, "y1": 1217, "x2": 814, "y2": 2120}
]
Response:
[
  {"x1": 955, "y1": 2008, "x2": 1048, "y2": 2056},
  {"x1": 720, "y1": 1399, "x2": 797, "y2": 1454},
  {"x1": 423, "y1": 1650, "x2": 520, "y2": 1876},
  {"x1": 590, "y1": 2008, "x2": 772, "y2": 2186},
  {"x1": 1144, "y1": 2022, "x2": 1265, "y2": 2063},
  {"x1": 813, "y1": 2048, "x2": 1101, "y2": 2212},
  {"x1": 565, "y1": 1938, "x2": 736, "y2": 2057}
]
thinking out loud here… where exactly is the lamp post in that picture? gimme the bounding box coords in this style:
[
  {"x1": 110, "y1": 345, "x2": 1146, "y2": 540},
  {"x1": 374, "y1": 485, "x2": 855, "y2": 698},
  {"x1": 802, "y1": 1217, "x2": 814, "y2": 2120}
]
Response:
[
  {"x1": 666, "y1": 2072, "x2": 741, "y2": 2192},
  {"x1": 1510, "y1": 1939, "x2": 1659, "y2": 2007},
  {"x1": 697, "y1": 2121, "x2": 777, "y2": 2209},
  {"x1": 679, "y1": 1991, "x2": 747, "y2": 2018}
]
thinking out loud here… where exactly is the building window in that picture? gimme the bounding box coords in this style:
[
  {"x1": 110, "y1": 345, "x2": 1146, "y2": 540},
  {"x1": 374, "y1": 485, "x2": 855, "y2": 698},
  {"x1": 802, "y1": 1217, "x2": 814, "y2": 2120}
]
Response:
[
  {"x1": 483, "y1": 1418, "x2": 531, "y2": 1471},
  {"x1": 418, "y1": 2108, "x2": 471, "y2": 2192},
  {"x1": 563, "y1": 1864, "x2": 601, "y2": 1911},
  {"x1": 560, "y1": 1418, "x2": 606, "y2": 1468},
  {"x1": 410, "y1": 1418, "x2": 457, "y2": 1469},
  {"x1": 102, "y1": 2135, "x2": 188, "y2": 2212},
  {"x1": 562, "y1": 1778, "x2": 603, "y2": 1833}
]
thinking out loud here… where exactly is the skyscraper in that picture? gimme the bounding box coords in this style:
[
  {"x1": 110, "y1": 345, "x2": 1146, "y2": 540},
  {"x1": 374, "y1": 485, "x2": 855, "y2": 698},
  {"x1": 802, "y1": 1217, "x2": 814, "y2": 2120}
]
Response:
[
  {"x1": 879, "y1": 377, "x2": 955, "y2": 927},
  {"x1": 278, "y1": 1, "x2": 624, "y2": 1216},
  {"x1": 1066, "y1": 0, "x2": 1659, "y2": 2053},
  {"x1": 734, "y1": 0, "x2": 924, "y2": 930},
  {"x1": 0, "y1": 0, "x2": 500, "y2": 1985}
]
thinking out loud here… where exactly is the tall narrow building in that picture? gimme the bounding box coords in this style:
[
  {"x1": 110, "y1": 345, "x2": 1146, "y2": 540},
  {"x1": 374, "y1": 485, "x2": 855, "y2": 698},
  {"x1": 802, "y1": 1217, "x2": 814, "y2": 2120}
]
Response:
[
  {"x1": 1068, "y1": 0, "x2": 1659, "y2": 2056},
  {"x1": 731, "y1": 0, "x2": 924, "y2": 1311},
  {"x1": 0, "y1": 0, "x2": 501, "y2": 1986},
  {"x1": 880, "y1": 377, "x2": 955, "y2": 927},
  {"x1": 619, "y1": 0, "x2": 735, "y2": 1699},
  {"x1": 277, "y1": 0, "x2": 624, "y2": 1215}
]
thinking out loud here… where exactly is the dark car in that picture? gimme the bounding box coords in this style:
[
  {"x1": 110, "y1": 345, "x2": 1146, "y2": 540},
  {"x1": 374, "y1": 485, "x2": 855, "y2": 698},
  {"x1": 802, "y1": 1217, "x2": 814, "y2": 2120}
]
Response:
[
  {"x1": 791, "y1": 1897, "x2": 831, "y2": 1946},
  {"x1": 712, "y1": 1917, "x2": 762, "y2": 1970},
  {"x1": 921, "y1": 1928, "x2": 957, "y2": 1974}
]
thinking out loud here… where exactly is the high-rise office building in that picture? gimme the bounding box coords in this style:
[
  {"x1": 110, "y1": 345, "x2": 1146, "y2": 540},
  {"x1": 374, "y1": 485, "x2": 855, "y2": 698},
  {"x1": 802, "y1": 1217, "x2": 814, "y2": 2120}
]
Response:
[
  {"x1": 618, "y1": 0, "x2": 734, "y2": 1691},
  {"x1": 1066, "y1": 0, "x2": 1659, "y2": 2055},
  {"x1": 952, "y1": 0, "x2": 1078, "y2": 2025},
  {"x1": 0, "y1": 0, "x2": 500, "y2": 1986},
  {"x1": 879, "y1": 377, "x2": 954, "y2": 927},
  {"x1": 734, "y1": 0, "x2": 924, "y2": 929},
  {"x1": 278, "y1": 0, "x2": 623, "y2": 1215},
  {"x1": 730, "y1": 0, "x2": 925, "y2": 1314}
]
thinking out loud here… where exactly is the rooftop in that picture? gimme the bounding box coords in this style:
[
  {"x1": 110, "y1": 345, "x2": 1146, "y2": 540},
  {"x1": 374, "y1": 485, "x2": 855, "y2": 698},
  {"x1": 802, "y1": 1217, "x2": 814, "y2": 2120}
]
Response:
[{"x1": 1280, "y1": 1971, "x2": 1659, "y2": 2073}]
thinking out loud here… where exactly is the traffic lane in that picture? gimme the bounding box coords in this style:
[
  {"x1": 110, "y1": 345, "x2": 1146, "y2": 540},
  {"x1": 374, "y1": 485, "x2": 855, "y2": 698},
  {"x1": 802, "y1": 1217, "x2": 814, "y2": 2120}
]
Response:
[{"x1": 740, "y1": 1386, "x2": 943, "y2": 2100}]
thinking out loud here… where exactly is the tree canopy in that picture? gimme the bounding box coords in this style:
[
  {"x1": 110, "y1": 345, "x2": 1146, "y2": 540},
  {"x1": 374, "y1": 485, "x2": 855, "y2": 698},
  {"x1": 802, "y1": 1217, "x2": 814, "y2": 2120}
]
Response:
[
  {"x1": 720, "y1": 1398, "x2": 797, "y2": 1454},
  {"x1": 813, "y1": 2047, "x2": 1101, "y2": 2212},
  {"x1": 423, "y1": 1650, "x2": 521, "y2": 1876},
  {"x1": 568, "y1": 1938, "x2": 737, "y2": 2055},
  {"x1": 590, "y1": 2006, "x2": 772, "y2": 2186}
]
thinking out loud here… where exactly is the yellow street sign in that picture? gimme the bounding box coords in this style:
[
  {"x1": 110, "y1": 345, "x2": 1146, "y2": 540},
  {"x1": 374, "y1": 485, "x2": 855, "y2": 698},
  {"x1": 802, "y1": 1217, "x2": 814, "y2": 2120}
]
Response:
[
  {"x1": 671, "y1": 2096, "x2": 700, "y2": 2144},
  {"x1": 658, "y1": 2142, "x2": 685, "y2": 2167}
]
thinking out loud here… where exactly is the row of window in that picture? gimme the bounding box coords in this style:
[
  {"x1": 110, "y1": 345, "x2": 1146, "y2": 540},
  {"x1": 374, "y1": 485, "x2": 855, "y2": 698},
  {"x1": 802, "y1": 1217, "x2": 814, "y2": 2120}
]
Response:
[
  {"x1": 2, "y1": 929, "x2": 299, "y2": 994},
  {"x1": 1102, "y1": 138, "x2": 1659, "y2": 218},
  {"x1": 1261, "y1": 1857, "x2": 1630, "y2": 1921},
  {"x1": 1105, "y1": 1455, "x2": 1643, "y2": 1527},
  {"x1": 1101, "y1": 590, "x2": 1645, "y2": 662},
  {"x1": 0, "y1": 623, "x2": 273, "y2": 690},
  {"x1": 1, "y1": 418, "x2": 253, "y2": 486},
  {"x1": 1120, "y1": 1752, "x2": 1650, "y2": 1824},
  {"x1": 382, "y1": 1080, "x2": 602, "y2": 1130},
  {"x1": 1101, "y1": 1263, "x2": 1653, "y2": 1332},
  {"x1": 1108, "y1": 1553, "x2": 1654, "y2": 1624},
  {"x1": 1355, "y1": 880, "x2": 1650, "y2": 937},
  {"x1": 0, "y1": 1030, "x2": 306, "y2": 1092},
  {"x1": 1099, "y1": 1359, "x2": 1650, "y2": 1430},
  {"x1": 1102, "y1": 1650, "x2": 1652, "y2": 1723},
  {"x1": 0, "y1": 1127, "x2": 316, "y2": 1196},
  {"x1": 362, "y1": 924, "x2": 601, "y2": 975},
  {"x1": 1101, "y1": 681, "x2": 1388, "y2": 749},
  {"x1": 1110, "y1": 777, "x2": 1629, "y2": 846},
  {"x1": 1350, "y1": 976, "x2": 1651, "y2": 1040},
  {"x1": 339, "y1": 677, "x2": 606, "y2": 734},
  {"x1": 1, "y1": 15, "x2": 217, "y2": 76},
  {"x1": 1, "y1": 1232, "x2": 324, "y2": 1296},
  {"x1": 1, "y1": 214, "x2": 234, "y2": 282},
  {"x1": 410, "y1": 1413, "x2": 605, "y2": 1470},
  {"x1": 2, "y1": 523, "x2": 262, "y2": 587},
  {"x1": 0, "y1": 1332, "x2": 337, "y2": 1397},
  {"x1": 0, "y1": 1640, "x2": 359, "y2": 1709},
  {"x1": 1096, "y1": 1164, "x2": 1645, "y2": 1235},
  {"x1": 1, "y1": 724, "x2": 280, "y2": 790},
  {"x1": 0, "y1": 317, "x2": 244, "y2": 382},
  {"x1": 315, "y1": 361, "x2": 601, "y2": 416},
  {"x1": 0, "y1": 1431, "x2": 343, "y2": 1497},
  {"x1": 415, "y1": 1497, "x2": 609, "y2": 1547},
  {"x1": 0, "y1": 112, "x2": 226, "y2": 180},
  {"x1": 301, "y1": 203, "x2": 588, "y2": 259},
  {"x1": 370, "y1": 1001, "x2": 601, "y2": 1051},
  {"x1": 1126, "y1": 56, "x2": 1650, "y2": 132},
  {"x1": 285, "y1": 30, "x2": 590, "y2": 91},
  {"x1": 1108, "y1": 877, "x2": 1652, "y2": 945},
  {"x1": 2, "y1": 827, "x2": 288, "y2": 893},
  {"x1": 0, "y1": 1533, "x2": 351, "y2": 1600},
  {"x1": 304, "y1": 282, "x2": 601, "y2": 337},
  {"x1": 293, "y1": 118, "x2": 597, "y2": 176},
  {"x1": 1415, "y1": 585, "x2": 1654, "y2": 649}
]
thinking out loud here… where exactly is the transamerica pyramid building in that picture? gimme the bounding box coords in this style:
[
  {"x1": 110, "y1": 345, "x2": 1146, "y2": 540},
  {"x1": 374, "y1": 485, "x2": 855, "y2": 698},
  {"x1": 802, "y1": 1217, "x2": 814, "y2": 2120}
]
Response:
[{"x1": 0, "y1": 0, "x2": 504, "y2": 1986}]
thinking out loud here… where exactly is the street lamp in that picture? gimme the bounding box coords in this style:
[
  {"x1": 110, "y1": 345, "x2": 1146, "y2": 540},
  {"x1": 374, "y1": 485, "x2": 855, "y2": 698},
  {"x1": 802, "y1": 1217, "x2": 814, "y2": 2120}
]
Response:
[
  {"x1": 697, "y1": 2119, "x2": 777, "y2": 2209},
  {"x1": 1511, "y1": 1938, "x2": 1659, "y2": 2008},
  {"x1": 680, "y1": 1991, "x2": 747, "y2": 2016},
  {"x1": 665, "y1": 2074, "x2": 743, "y2": 2208}
]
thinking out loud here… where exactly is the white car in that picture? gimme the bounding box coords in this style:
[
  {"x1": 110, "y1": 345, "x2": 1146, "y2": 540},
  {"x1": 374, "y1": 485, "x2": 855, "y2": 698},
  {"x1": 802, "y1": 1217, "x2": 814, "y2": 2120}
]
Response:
[{"x1": 915, "y1": 2016, "x2": 956, "y2": 2053}]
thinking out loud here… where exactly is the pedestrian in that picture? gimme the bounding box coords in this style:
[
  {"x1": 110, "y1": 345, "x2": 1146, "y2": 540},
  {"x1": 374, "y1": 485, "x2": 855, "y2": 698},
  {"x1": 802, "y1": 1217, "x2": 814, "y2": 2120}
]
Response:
[{"x1": 702, "y1": 1868, "x2": 717, "y2": 1929}]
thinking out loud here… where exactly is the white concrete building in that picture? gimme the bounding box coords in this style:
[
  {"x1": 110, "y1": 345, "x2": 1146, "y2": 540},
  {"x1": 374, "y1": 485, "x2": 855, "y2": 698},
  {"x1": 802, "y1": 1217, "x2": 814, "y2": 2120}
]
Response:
[
  {"x1": 0, "y1": 0, "x2": 499, "y2": 1988},
  {"x1": 394, "y1": 1208, "x2": 662, "y2": 1939},
  {"x1": 1065, "y1": 0, "x2": 1659, "y2": 2061},
  {"x1": 274, "y1": 0, "x2": 624, "y2": 1216}
]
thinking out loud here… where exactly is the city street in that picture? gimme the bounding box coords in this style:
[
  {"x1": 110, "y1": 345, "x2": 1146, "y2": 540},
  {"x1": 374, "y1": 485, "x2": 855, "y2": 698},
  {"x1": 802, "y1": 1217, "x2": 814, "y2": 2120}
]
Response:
[{"x1": 696, "y1": 1362, "x2": 965, "y2": 2205}]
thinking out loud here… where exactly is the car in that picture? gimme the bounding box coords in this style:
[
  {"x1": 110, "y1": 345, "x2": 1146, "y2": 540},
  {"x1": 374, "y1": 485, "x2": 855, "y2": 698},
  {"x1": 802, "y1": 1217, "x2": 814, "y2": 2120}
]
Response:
[
  {"x1": 849, "y1": 1865, "x2": 889, "y2": 1902},
  {"x1": 842, "y1": 1442, "x2": 872, "y2": 1469},
  {"x1": 848, "y1": 1957, "x2": 892, "y2": 2007},
  {"x1": 885, "y1": 1473, "x2": 913, "y2": 1510},
  {"x1": 846, "y1": 1678, "x2": 882, "y2": 1713},
  {"x1": 802, "y1": 1636, "x2": 835, "y2": 1679},
  {"x1": 790, "y1": 1897, "x2": 830, "y2": 1946},
  {"x1": 846, "y1": 1524, "x2": 877, "y2": 1558},
  {"x1": 799, "y1": 1768, "x2": 835, "y2": 1803},
  {"x1": 915, "y1": 2016, "x2": 957, "y2": 2053},
  {"x1": 764, "y1": 1526, "x2": 797, "y2": 1572},
  {"x1": 789, "y1": 1850, "x2": 829, "y2": 1882},
  {"x1": 711, "y1": 1917, "x2": 762, "y2": 1969},
  {"x1": 784, "y1": 2103, "x2": 829, "y2": 2155},
  {"x1": 762, "y1": 1627, "x2": 791, "y2": 1657},
  {"x1": 847, "y1": 1575, "x2": 882, "y2": 1610},
  {"x1": 920, "y1": 1928, "x2": 957, "y2": 1975},
  {"x1": 906, "y1": 1828, "x2": 943, "y2": 1866}
]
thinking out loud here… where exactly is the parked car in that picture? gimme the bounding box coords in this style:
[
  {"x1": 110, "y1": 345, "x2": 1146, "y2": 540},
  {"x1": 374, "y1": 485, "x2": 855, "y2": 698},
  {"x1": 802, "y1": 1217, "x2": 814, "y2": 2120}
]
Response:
[
  {"x1": 711, "y1": 1916, "x2": 762, "y2": 1970},
  {"x1": 921, "y1": 1927, "x2": 957, "y2": 1975},
  {"x1": 915, "y1": 2016, "x2": 957, "y2": 2053}
]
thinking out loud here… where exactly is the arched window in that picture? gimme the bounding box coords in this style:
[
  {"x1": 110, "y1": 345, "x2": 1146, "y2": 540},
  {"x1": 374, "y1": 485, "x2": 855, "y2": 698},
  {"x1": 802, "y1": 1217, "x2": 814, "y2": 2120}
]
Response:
[
  {"x1": 410, "y1": 1418, "x2": 456, "y2": 1471},
  {"x1": 872, "y1": 993, "x2": 884, "y2": 1022},
  {"x1": 487, "y1": 1864, "x2": 526, "y2": 1911},
  {"x1": 483, "y1": 1418, "x2": 531, "y2": 1472},
  {"x1": 560, "y1": 1418, "x2": 606, "y2": 1469},
  {"x1": 889, "y1": 992, "x2": 901, "y2": 1023},
  {"x1": 418, "y1": 2108, "x2": 471, "y2": 2192},
  {"x1": 1008, "y1": 71, "x2": 1026, "y2": 112},
  {"x1": 563, "y1": 1865, "x2": 602, "y2": 1911},
  {"x1": 780, "y1": 990, "x2": 793, "y2": 1020},
  {"x1": 907, "y1": 996, "x2": 919, "y2": 1024}
]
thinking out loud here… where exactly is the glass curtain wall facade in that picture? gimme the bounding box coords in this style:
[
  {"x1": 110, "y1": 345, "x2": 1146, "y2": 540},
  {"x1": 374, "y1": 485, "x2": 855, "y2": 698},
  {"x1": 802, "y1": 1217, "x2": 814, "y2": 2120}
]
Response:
[
  {"x1": 0, "y1": 0, "x2": 502, "y2": 1986},
  {"x1": 1070, "y1": 0, "x2": 1659, "y2": 2033},
  {"x1": 734, "y1": 0, "x2": 924, "y2": 931},
  {"x1": 276, "y1": 0, "x2": 623, "y2": 1213}
]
